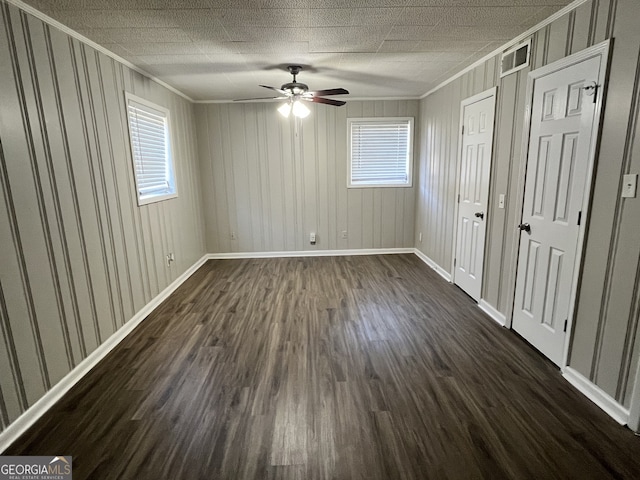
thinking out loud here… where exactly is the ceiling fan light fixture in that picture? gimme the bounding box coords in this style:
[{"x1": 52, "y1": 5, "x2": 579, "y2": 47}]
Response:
[
  {"x1": 292, "y1": 100, "x2": 310, "y2": 118},
  {"x1": 278, "y1": 102, "x2": 292, "y2": 118},
  {"x1": 235, "y1": 65, "x2": 348, "y2": 112}
]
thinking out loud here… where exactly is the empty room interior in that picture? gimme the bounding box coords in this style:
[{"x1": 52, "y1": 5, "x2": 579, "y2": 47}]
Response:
[{"x1": 2, "y1": 0, "x2": 640, "y2": 478}]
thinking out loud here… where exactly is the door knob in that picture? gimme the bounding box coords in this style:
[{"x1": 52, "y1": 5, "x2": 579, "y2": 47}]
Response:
[
  {"x1": 518, "y1": 223, "x2": 531, "y2": 233},
  {"x1": 474, "y1": 211, "x2": 484, "y2": 219}
]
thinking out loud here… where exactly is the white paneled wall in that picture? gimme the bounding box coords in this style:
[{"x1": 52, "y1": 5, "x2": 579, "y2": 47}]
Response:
[
  {"x1": 196, "y1": 100, "x2": 418, "y2": 254},
  {"x1": 0, "y1": 2, "x2": 205, "y2": 430}
]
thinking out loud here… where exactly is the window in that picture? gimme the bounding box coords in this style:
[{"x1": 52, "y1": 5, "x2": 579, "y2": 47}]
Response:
[
  {"x1": 125, "y1": 93, "x2": 177, "y2": 205},
  {"x1": 348, "y1": 117, "x2": 413, "y2": 188}
]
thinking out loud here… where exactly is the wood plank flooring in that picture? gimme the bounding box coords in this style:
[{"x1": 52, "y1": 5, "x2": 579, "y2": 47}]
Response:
[{"x1": 5, "y1": 254, "x2": 640, "y2": 479}]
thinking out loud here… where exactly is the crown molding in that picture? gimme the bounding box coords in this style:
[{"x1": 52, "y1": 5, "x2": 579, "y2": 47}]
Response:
[{"x1": 193, "y1": 96, "x2": 421, "y2": 104}]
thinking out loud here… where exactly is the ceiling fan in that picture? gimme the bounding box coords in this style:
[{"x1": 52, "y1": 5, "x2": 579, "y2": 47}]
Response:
[{"x1": 235, "y1": 65, "x2": 349, "y2": 117}]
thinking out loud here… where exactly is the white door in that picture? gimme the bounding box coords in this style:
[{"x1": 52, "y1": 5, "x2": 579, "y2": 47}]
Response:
[
  {"x1": 512, "y1": 51, "x2": 607, "y2": 366},
  {"x1": 454, "y1": 90, "x2": 496, "y2": 301}
]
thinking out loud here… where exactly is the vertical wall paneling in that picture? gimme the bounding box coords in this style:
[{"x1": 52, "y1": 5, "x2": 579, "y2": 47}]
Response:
[
  {"x1": 621, "y1": 63, "x2": 640, "y2": 405},
  {"x1": 586, "y1": 3, "x2": 640, "y2": 399},
  {"x1": 128, "y1": 71, "x2": 154, "y2": 303},
  {"x1": 569, "y1": 0, "x2": 640, "y2": 405},
  {"x1": 3, "y1": 4, "x2": 57, "y2": 394},
  {"x1": 93, "y1": 51, "x2": 130, "y2": 327},
  {"x1": 70, "y1": 39, "x2": 112, "y2": 345},
  {"x1": 23, "y1": 16, "x2": 79, "y2": 372},
  {"x1": 197, "y1": 100, "x2": 418, "y2": 254},
  {"x1": 571, "y1": 2, "x2": 592, "y2": 53},
  {"x1": 0, "y1": 0, "x2": 204, "y2": 434},
  {"x1": 111, "y1": 59, "x2": 145, "y2": 315},
  {"x1": 416, "y1": 0, "x2": 640, "y2": 411},
  {"x1": 46, "y1": 27, "x2": 91, "y2": 362},
  {"x1": 591, "y1": 0, "x2": 615, "y2": 45},
  {"x1": 546, "y1": 13, "x2": 571, "y2": 64},
  {"x1": 501, "y1": 69, "x2": 530, "y2": 316}
]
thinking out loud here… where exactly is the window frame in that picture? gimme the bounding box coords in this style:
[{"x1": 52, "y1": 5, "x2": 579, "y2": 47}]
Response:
[
  {"x1": 347, "y1": 117, "x2": 414, "y2": 189},
  {"x1": 125, "y1": 92, "x2": 178, "y2": 206}
]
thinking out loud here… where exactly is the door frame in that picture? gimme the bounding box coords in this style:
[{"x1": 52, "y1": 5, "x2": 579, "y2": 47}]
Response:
[
  {"x1": 506, "y1": 40, "x2": 612, "y2": 370},
  {"x1": 451, "y1": 87, "x2": 498, "y2": 298}
]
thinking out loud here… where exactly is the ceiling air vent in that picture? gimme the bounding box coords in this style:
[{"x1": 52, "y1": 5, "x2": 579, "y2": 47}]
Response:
[{"x1": 501, "y1": 39, "x2": 531, "y2": 77}]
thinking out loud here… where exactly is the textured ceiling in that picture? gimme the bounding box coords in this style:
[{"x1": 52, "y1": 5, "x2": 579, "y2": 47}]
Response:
[{"x1": 25, "y1": 0, "x2": 576, "y2": 101}]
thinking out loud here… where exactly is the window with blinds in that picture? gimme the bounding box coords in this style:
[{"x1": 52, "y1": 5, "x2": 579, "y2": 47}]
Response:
[
  {"x1": 348, "y1": 118, "x2": 413, "y2": 188},
  {"x1": 125, "y1": 93, "x2": 177, "y2": 205}
]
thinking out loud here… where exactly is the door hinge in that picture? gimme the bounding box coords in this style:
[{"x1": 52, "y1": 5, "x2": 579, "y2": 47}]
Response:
[
  {"x1": 564, "y1": 319, "x2": 568, "y2": 332},
  {"x1": 457, "y1": 193, "x2": 460, "y2": 203},
  {"x1": 454, "y1": 258, "x2": 457, "y2": 267},
  {"x1": 577, "y1": 211, "x2": 582, "y2": 226},
  {"x1": 462, "y1": 125, "x2": 465, "y2": 135}
]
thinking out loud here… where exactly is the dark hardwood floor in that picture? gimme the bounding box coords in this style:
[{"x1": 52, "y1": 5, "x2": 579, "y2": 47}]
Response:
[{"x1": 5, "y1": 254, "x2": 640, "y2": 479}]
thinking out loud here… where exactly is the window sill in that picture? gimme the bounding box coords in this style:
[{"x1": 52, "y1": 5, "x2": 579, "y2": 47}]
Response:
[
  {"x1": 347, "y1": 183, "x2": 413, "y2": 189},
  {"x1": 137, "y1": 192, "x2": 178, "y2": 206}
]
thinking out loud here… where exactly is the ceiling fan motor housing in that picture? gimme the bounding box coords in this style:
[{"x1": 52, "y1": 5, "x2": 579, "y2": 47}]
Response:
[
  {"x1": 234, "y1": 63, "x2": 347, "y2": 106},
  {"x1": 281, "y1": 82, "x2": 309, "y2": 95}
]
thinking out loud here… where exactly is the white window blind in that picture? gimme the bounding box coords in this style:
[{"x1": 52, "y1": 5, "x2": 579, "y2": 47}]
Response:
[
  {"x1": 125, "y1": 93, "x2": 177, "y2": 205},
  {"x1": 349, "y1": 118, "x2": 413, "y2": 187}
]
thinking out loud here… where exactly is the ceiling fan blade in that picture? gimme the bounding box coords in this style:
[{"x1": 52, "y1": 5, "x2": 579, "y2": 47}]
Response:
[
  {"x1": 260, "y1": 85, "x2": 288, "y2": 95},
  {"x1": 234, "y1": 96, "x2": 288, "y2": 102},
  {"x1": 302, "y1": 96, "x2": 346, "y2": 107},
  {"x1": 306, "y1": 88, "x2": 349, "y2": 97}
]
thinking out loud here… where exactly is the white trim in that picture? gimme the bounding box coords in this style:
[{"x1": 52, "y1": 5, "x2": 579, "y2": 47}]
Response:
[
  {"x1": 478, "y1": 300, "x2": 507, "y2": 327},
  {"x1": 457, "y1": 86, "x2": 498, "y2": 109},
  {"x1": 4, "y1": 0, "x2": 194, "y2": 103},
  {"x1": 196, "y1": 96, "x2": 421, "y2": 104},
  {"x1": 562, "y1": 367, "x2": 629, "y2": 425},
  {"x1": 451, "y1": 87, "x2": 498, "y2": 300},
  {"x1": 0, "y1": 254, "x2": 208, "y2": 454},
  {"x1": 421, "y1": 0, "x2": 591, "y2": 99},
  {"x1": 413, "y1": 249, "x2": 452, "y2": 283},
  {"x1": 207, "y1": 248, "x2": 414, "y2": 260}
]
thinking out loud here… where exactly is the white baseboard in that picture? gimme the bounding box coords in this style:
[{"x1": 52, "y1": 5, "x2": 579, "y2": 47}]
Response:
[
  {"x1": 562, "y1": 366, "x2": 629, "y2": 425},
  {"x1": 208, "y1": 248, "x2": 414, "y2": 259},
  {"x1": 412, "y1": 249, "x2": 452, "y2": 282},
  {"x1": 478, "y1": 299, "x2": 507, "y2": 327},
  {"x1": 0, "y1": 254, "x2": 209, "y2": 454}
]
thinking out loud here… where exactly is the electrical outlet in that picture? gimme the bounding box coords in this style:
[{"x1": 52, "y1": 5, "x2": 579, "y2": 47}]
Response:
[
  {"x1": 498, "y1": 194, "x2": 505, "y2": 209},
  {"x1": 622, "y1": 174, "x2": 638, "y2": 198},
  {"x1": 230, "y1": 231, "x2": 237, "y2": 240},
  {"x1": 419, "y1": 232, "x2": 422, "y2": 243},
  {"x1": 310, "y1": 232, "x2": 316, "y2": 245},
  {"x1": 341, "y1": 230, "x2": 348, "y2": 239}
]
